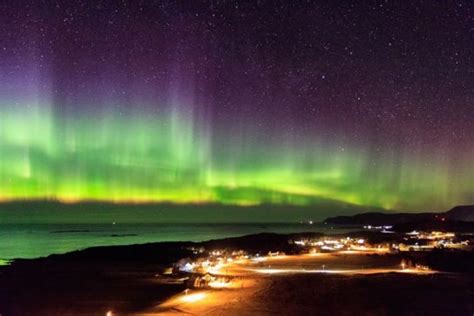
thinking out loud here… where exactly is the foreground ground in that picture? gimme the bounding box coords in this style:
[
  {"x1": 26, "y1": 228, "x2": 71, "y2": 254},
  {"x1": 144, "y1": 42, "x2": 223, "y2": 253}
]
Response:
[
  {"x1": 148, "y1": 273, "x2": 473, "y2": 316},
  {"x1": 145, "y1": 254, "x2": 474, "y2": 315},
  {"x1": 1, "y1": 235, "x2": 473, "y2": 315}
]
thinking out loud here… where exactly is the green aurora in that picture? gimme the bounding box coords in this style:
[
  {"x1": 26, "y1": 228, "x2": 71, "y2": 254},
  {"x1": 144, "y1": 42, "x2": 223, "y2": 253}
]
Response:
[
  {"x1": 0, "y1": 101, "x2": 472, "y2": 212},
  {"x1": 1, "y1": 1, "x2": 473, "y2": 217}
]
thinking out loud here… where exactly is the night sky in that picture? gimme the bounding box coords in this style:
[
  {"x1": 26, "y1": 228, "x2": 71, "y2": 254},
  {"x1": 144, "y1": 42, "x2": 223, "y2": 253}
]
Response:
[{"x1": 0, "y1": 1, "x2": 472, "y2": 212}]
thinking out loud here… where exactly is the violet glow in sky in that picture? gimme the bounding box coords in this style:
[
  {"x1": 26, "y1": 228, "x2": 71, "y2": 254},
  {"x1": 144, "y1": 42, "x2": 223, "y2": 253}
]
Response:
[{"x1": 0, "y1": 1, "x2": 472, "y2": 212}]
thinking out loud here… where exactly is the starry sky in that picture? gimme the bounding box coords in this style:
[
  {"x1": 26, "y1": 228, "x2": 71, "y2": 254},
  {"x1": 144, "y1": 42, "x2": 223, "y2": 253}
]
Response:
[{"x1": 0, "y1": 1, "x2": 472, "y2": 212}]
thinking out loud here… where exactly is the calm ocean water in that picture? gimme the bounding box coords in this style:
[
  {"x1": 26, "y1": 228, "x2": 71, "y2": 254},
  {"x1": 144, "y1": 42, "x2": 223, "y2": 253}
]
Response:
[{"x1": 0, "y1": 223, "x2": 356, "y2": 261}]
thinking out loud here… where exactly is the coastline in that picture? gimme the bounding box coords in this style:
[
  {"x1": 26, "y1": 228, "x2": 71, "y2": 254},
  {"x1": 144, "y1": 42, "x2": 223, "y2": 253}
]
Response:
[{"x1": 0, "y1": 222, "x2": 360, "y2": 261}]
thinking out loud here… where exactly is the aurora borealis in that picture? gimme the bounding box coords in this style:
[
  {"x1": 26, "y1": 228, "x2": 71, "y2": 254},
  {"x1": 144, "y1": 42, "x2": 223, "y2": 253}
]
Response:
[{"x1": 0, "y1": 1, "x2": 473, "y2": 213}]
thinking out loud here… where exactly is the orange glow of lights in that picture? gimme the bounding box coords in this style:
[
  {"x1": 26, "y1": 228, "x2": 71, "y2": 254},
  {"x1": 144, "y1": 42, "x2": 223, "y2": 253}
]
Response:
[
  {"x1": 208, "y1": 280, "x2": 231, "y2": 288},
  {"x1": 180, "y1": 292, "x2": 207, "y2": 303}
]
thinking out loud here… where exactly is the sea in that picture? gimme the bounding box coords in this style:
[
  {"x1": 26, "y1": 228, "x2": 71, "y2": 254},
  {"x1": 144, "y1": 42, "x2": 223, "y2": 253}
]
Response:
[{"x1": 0, "y1": 223, "x2": 357, "y2": 262}]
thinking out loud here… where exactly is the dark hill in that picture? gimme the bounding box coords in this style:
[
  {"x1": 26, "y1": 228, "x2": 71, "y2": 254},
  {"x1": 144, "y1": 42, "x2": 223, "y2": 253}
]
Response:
[
  {"x1": 445, "y1": 205, "x2": 474, "y2": 222},
  {"x1": 324, "y1": 205, "x2": 474, "y2": 226}
]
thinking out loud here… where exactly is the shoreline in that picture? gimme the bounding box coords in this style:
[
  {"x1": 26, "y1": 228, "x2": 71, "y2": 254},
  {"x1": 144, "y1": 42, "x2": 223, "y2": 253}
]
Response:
[{"x1": 0, "y1": 222, "x2": 360, "y2": 261}]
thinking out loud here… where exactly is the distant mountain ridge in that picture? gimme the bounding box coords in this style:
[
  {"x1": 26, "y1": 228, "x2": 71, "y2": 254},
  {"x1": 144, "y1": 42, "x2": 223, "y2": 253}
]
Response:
[
  {"x1": 445, "y1": 205, "x2": 474, "y2": 222},
  {"x1": 324, "y1": 205, "x2": 474, "y2": 225}
]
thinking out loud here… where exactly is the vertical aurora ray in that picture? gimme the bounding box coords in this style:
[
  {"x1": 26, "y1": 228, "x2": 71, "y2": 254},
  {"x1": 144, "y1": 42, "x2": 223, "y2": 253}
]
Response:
[{"x1": 0, "y1": 96, "x2": 472, "y2": 211}]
